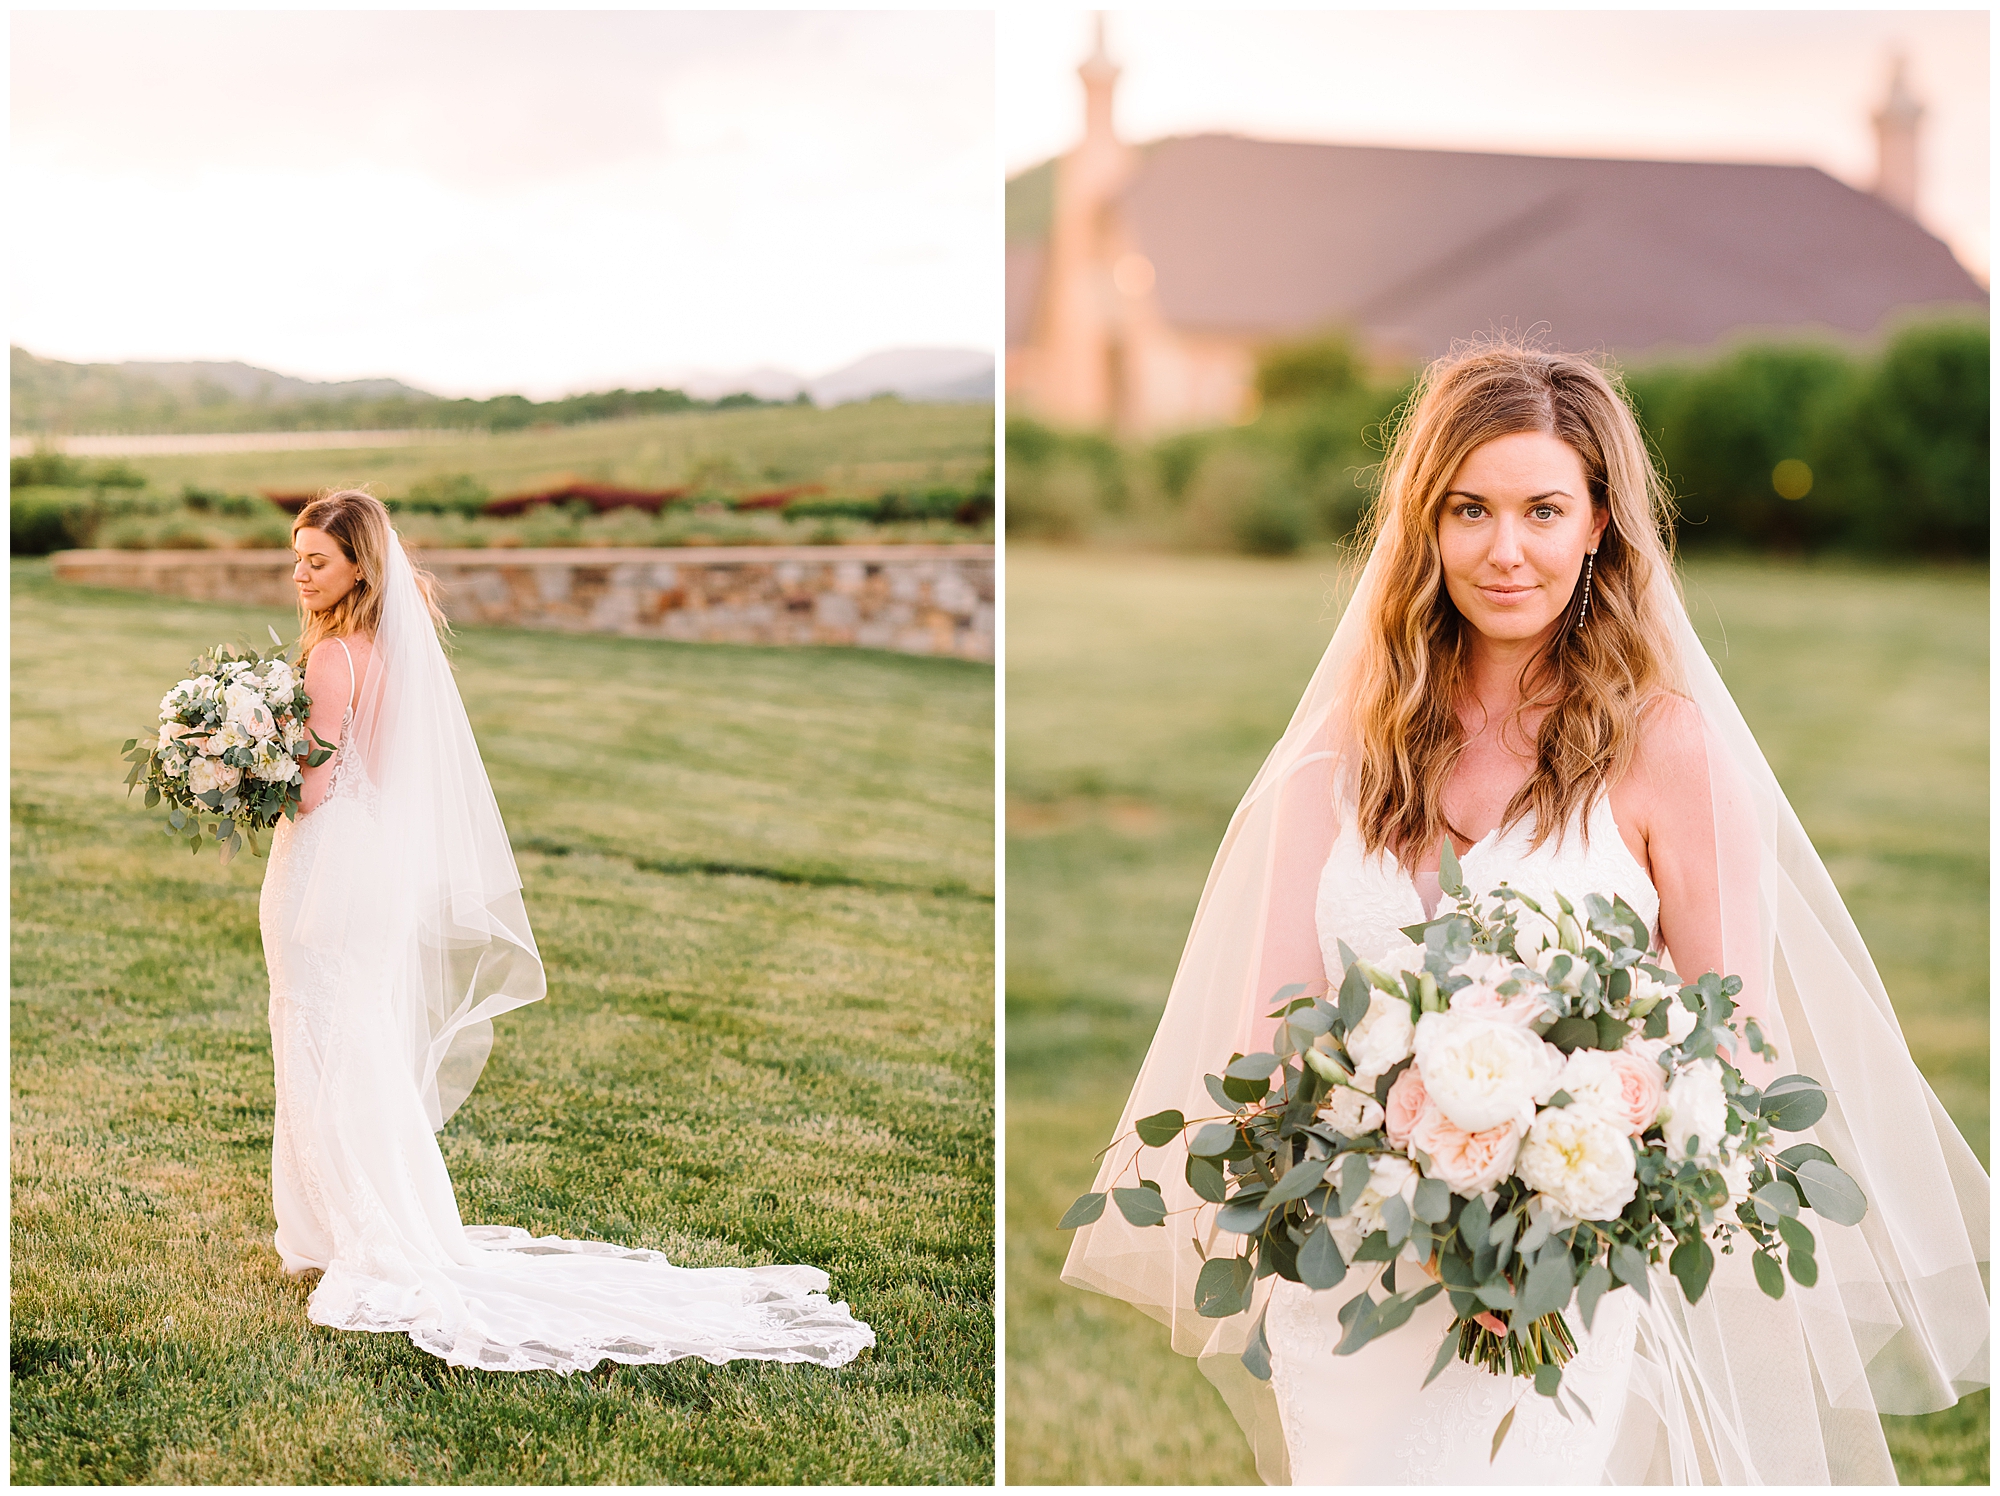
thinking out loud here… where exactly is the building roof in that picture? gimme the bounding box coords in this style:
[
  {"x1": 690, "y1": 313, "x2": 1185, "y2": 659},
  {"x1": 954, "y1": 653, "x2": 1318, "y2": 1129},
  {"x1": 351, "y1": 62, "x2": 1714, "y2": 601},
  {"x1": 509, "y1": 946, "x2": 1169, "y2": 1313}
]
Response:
[{"x1": 1007, "y1": 133, "x2": 1987, "y2": 360}]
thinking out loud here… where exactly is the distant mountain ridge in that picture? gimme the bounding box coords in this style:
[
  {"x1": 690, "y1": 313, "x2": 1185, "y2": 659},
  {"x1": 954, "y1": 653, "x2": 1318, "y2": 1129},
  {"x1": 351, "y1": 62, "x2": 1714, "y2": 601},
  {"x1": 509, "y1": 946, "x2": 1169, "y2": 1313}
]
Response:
[{"x1": 11, "y1": 345, "x2": 994, "y2": 435}]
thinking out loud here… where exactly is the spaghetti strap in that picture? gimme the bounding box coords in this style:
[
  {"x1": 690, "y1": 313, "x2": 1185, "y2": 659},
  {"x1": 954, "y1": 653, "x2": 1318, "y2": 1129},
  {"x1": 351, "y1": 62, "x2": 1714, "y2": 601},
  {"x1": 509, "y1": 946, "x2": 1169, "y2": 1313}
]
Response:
[{"x1": 331, "y1": 637, "x2": 356, "y2": 718}]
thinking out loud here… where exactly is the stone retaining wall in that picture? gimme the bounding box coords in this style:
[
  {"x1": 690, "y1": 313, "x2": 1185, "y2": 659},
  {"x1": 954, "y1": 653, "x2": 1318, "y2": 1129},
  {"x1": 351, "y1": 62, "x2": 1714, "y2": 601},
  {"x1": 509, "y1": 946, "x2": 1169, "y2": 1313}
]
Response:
[{"x1": 49, "y1": 545, "x2": 995, "y2": 662}]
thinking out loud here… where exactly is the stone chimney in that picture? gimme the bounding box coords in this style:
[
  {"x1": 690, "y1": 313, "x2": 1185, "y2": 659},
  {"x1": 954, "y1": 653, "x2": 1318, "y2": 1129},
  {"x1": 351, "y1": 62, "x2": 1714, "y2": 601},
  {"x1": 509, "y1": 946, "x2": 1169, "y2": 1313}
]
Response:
[{"x1": 1871, "y1": 52, "x2": 1924, "y2": 219}]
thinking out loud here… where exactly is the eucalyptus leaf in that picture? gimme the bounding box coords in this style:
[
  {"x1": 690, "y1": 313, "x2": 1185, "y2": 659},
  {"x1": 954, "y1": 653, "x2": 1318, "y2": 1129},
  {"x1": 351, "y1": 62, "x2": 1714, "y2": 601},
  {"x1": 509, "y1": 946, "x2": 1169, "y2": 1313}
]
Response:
[
  {"x1": 1752, "y1": 1249, "x2": 1786, "y2": 1300},
  {"x1": 1759, "y1": 1075, "x2": 1830, "y2": 1132},
  {"x1": 1194, "y1": 1255, "x2": 1255, "y2": 1318},
  {"x1": 1516, "y1": 1251, "x2": 1575, "y2": 1325},
  {"x1": 1489, "y1": 1406, "x2": 1516, "y2": 1463},
  {"x1": 1610, "y1": 1244, "x2": 1651, "y2": 1300},
  {"x1": 1535, "y1": 1361, "x2": 1563, "y2": 1398},
  {"x1": 1669, "y1": 1236, "x2": 1715, "y2": 1304},
  {"x1": 1381, "y1": 1192, "x2": 1412, "y2": 1248},
  {"x1": 1189, "y1": 1122, "x2": 1239, "y2": 1158},
  {"x1": 1422, "y1": 1326, "x2": 1460, "y2": 1389},
  {"x1": 1264, "y1": 1156, "x2": 1331, "y2": 1209},
  {"x1": 1752, "y1": 1180, "x2": 1801, "y2": 1219},
  {"x1": 1794, "y1": 1159, "x2": 1867, "y2": 1226},
  {"x1": 1135, "y1": 1109, "x2": 1186, "y2": 1148},
  {"x1": 1186, "y1": 1155, "x2": 1229, "y2": 1204},
  {"x1": 1411, "y1": 1176, "x2": 1451, "y2": 1225},
  {"x1": 1112, "y1": 1186, "x2": 1168, "y2": 1228},
  {"x1": 1297, "y1": 1220, "x2": 1347, "y2": 1290},
  {"x1": 1240, "y1": 1309, "x2": 1273, "y2": 1381},
  {"x1": 1577, "y1": 1261, "x2": 1612, "y2": 1330},
  {"x1": 1788, "y1": 1250, "x2": 1819, "y2": 1288},
  {"x1": 1058, "y1": 1192, "x2": 1106, "y2": 1229}
]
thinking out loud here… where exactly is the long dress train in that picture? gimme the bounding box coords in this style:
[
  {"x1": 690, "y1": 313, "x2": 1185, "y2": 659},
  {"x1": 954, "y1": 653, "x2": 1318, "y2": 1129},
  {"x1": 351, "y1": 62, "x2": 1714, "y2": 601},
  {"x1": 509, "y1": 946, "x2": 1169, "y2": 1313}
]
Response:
[{"x1": 259, "y1": 637, "x2": 874, "y2": 1374}]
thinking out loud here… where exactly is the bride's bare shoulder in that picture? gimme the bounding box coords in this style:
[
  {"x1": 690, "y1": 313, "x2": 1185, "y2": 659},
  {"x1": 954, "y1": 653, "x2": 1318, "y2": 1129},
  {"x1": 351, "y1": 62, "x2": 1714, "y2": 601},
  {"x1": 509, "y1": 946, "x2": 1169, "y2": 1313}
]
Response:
[{"x1": 1627, "y1": 692, "x2": 1710, "y2": 795}]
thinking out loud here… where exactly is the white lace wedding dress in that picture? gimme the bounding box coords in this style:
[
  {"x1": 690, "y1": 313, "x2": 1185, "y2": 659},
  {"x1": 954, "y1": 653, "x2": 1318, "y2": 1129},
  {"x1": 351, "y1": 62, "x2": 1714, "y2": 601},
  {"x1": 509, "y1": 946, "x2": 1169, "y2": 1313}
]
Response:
[
  {"x1": 259, "y1": 635, "x2": 874, "y2": 1374},
  {"x1": 1265, "y1": 796, "x2": 1674, "y2": 1483}
]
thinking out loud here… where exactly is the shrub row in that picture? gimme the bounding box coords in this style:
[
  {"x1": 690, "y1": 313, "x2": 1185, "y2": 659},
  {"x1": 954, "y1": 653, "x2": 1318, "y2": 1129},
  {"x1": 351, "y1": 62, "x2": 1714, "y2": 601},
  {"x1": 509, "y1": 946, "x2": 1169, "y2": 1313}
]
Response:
[
  {"x1": 1006, "y1": 319, "x2": 1988, "y2": 559},
  {"x1": 10, "y1": 474, "x2": 996, "y2": 556}
]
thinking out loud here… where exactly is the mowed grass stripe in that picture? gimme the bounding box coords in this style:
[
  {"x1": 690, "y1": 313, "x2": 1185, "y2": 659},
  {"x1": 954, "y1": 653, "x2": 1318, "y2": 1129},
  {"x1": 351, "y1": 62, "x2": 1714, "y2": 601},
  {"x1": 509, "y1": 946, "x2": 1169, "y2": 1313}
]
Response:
[{"x1": 11, "y1": 560, "x2": 993, "y2": 1484}]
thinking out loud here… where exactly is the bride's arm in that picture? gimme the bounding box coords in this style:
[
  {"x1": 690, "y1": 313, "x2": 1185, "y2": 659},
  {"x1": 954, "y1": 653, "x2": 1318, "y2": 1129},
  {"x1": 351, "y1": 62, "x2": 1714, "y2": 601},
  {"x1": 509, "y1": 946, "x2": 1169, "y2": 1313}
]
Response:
[
  {"x1": 295, "y1": 645, "x2": 349, "y2": 817},
  {"x1": 1624, "y1": 695, "x2": 1778, "y2": 1086}
]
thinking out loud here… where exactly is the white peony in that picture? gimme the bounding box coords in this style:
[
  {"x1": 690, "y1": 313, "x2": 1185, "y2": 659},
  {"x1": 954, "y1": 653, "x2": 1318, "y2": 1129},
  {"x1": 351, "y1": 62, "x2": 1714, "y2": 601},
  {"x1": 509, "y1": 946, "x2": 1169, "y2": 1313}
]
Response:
[
  {"x1": 223, "y1": 682, "x2": 278, "y2": 740},
  {"x1": 1347, "y1": 989, "x2": 1417, "y2": 1085},
  {"x1": 1412, "y1": 1010, "x2": 1565, "y2": 1132},
  {"x1": 187, "y1": 757, "x2": 241, "y2": 796},
  {"x1": 1452, "y1": 949, "x2": 1512, "y2": 986},
  {"x1": 1517, "y1": 1107, "x2": 1640, "y2": 1221},
  {"x1": 1513, "y1": 907, "x2": 1560, "y2": 966},
  {"x1": 209, "y1": 721, "x2": 250, "y2": 756},
  {"x1": 1661, "y1": 1058, "x2": 1729, "y2": 1161},
  {"x1": 1317, "y1": 1083, "x2": 1385, "y2": 1137},
  {"x1": 1553, "y1": 1049, "x2": 1628, "y2": 1125}
]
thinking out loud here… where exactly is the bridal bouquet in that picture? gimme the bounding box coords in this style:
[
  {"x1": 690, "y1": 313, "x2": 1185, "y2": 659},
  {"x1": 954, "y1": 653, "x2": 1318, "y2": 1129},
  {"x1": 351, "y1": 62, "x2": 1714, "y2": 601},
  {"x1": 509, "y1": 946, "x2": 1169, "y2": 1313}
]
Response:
[
  {"x1": 122, "y1": 629, "x2": 335, "y2": 862},
  {"x1": 1061, "y1": 844, "x2": 1867, "y2": 1446}
]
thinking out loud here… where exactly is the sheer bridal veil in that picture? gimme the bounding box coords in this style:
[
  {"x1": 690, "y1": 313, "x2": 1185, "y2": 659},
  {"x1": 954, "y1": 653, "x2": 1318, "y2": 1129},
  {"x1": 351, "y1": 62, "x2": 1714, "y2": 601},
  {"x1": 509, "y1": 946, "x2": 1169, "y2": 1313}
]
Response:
[
  {"x1": 1061, "y1": 493, "x2": 1988, "y2": 1484},
  {"x1": 291, "y1": 530, "x2": 546, "y2": 1130}
]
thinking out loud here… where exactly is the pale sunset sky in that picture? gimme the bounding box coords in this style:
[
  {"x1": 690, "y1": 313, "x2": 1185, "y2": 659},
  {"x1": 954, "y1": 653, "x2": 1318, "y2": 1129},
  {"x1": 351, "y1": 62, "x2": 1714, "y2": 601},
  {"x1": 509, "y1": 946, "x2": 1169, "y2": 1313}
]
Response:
[
  {"x1": 1002, "y1": 10, "x2": 1989, "y2": 284},
  {"x1": 11, "y1": 11, "x2": 996, "y2": 398}
]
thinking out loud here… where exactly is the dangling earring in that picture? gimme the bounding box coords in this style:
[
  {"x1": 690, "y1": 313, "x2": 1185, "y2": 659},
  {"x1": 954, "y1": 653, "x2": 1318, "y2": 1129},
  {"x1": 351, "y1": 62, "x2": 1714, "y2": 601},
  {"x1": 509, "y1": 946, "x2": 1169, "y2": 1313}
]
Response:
[{"x1": 1578, "y1": 550, "x2": 1596, "y2": 627}]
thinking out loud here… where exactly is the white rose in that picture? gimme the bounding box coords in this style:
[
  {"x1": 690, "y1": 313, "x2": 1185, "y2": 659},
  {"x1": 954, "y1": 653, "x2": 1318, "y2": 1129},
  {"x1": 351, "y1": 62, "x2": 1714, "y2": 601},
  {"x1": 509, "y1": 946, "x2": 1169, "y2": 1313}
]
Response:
[
  {"x1": 1413, "y1": 1010, "x2": 1565, "y2": 1132},
  {"x1": 260, "y1": 660, "x2": 297, "y2": 697},
  {"x1": 1517, "y1": 1108, "x2": 1640, "y2": 1221},
  {"x1": 209, "y1": 721, "x2": 249, "y2": 756},
  {"x1": 1316, "y1": 1084, "x2": 1385, "y2": 1137},
  {"x1": 1661, "y1": 1058, "x2": 1729, "y2": 1161},
  {"x1": 1347, "y1": 989, "x2": 1417, "y2": 1084},
  {"x1": 157, "y1": 720, "x2": 186, "y2": 743}
]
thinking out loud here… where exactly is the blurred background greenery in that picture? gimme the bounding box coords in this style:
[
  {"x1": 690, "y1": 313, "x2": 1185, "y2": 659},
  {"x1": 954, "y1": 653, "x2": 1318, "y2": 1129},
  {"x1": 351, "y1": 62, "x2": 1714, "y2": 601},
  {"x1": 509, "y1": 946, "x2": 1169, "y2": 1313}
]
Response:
[
  {"x1": 11, "y1": 400, "x2": 995, "y2": 556},
  {"x1": 1006, "y1": 319, "x2": 1987, "y2": 564},
  {"x1": 1005, "y1": 546, "x2": 1987, "y2": 1484}
]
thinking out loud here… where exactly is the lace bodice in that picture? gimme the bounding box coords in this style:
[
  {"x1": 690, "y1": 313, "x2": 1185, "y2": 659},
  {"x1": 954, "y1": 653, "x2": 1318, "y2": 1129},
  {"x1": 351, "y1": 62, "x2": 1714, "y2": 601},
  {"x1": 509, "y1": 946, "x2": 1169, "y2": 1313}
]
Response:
[{"x1": 1316, "y1": 793, "x2": 1659, "y2": 975}]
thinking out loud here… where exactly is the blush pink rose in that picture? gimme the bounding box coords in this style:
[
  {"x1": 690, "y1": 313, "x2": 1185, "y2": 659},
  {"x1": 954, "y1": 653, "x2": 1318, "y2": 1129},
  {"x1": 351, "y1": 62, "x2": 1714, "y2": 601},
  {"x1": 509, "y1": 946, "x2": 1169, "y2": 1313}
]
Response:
[
  {"x1": 1384, "y1": 1066, "x2": 1430, "y2": 1150},
  {"x1": 1604, "y1": 1049, "x2": 1669, "y2": 1136},
  {"x1": 1410, "y1": 1107, "x2": 1522, "y2": 1196},
  {"x1": 1447, "y1": 981, "x2": 1547, "y2": 1029}
]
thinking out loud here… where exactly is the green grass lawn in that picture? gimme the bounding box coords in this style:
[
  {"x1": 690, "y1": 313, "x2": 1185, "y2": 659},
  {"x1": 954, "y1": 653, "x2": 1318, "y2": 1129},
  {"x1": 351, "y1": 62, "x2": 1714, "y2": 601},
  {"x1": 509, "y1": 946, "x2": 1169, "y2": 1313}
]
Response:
[
  {"x1": 11, "y1": 559, "x2": 994, "y2": 1484},
  {"x1": 1004, "y1": 546, "x2": 1988, "y2": 1485},
  {"x1": 84, "y1": 399, "x2": 994, "y2": 500}
]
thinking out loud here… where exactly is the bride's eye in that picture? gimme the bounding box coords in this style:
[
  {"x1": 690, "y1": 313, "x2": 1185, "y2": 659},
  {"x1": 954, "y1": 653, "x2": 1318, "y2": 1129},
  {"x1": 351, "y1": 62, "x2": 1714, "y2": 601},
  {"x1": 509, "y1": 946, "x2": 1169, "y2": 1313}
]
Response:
[
  {"x1": 1454, "y1": 503, "x2": 1485, "y2": 520},
  {"x1": 1532, "y1": 504, "x2": 1559, "y2": 520}
]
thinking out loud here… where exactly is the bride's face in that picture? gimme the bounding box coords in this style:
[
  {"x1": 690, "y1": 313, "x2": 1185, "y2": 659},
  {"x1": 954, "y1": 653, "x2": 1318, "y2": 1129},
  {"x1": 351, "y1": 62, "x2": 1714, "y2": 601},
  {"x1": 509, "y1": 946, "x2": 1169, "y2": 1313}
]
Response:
[
  {"x1": 1436, "y1": 431, "x2": 1609, "y2": 647},
  {"x1": 292, "y1": 526, "x2": 362, "y2": 613}
]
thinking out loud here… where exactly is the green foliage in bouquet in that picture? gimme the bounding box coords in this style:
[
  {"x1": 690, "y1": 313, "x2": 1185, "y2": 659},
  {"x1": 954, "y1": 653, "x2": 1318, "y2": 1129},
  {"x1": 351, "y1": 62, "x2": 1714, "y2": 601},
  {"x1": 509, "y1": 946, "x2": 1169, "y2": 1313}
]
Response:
[
  {"x1": 122, "y1": 626, "x2": 336, "y2": 863},
  {"x1": 1061, "y1": 841, "x2": 1868, "y2": 1449}
]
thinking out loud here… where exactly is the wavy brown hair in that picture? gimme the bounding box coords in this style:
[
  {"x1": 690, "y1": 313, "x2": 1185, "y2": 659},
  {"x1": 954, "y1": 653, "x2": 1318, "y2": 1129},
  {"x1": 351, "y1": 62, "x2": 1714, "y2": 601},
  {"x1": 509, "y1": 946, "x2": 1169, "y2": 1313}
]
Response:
[
  {"x1": 1347, "y1": 342, "x2": 1687, "y2": 867},
  {"x1": 291, "y1": 489, "x2": 446, "y2": 660}
]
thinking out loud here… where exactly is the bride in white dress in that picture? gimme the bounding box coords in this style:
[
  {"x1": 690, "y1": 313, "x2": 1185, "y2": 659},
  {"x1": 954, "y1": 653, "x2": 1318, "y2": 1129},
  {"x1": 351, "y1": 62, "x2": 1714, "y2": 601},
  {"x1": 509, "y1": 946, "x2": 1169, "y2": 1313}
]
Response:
[
  {"x1": 261, "y1": 489, "x2": 873, "y2": 1374},
  {"x1": 1063, "y1": 345, "x2": 1986, "y2": 1482}
]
